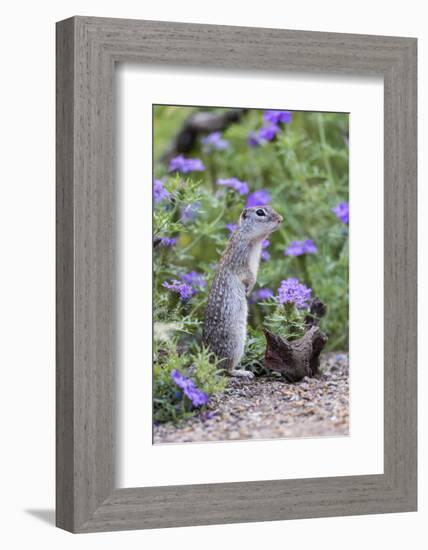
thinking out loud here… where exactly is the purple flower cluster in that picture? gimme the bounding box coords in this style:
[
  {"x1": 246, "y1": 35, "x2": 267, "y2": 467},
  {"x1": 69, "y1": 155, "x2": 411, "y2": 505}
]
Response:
[
  {"x1": 263, "y1": 110, "x2": 293, "y2": 125},
  {"x1": 247, "y1": 132, "x2": 264, "y2": 147},
  {"x1": 169, "y1": 155, "x2": 205, "y2": 174},
  {"x1": 201, "y1": 131, "x2": 229, "y2": 152},
  {"x1": 217, "y1": 177, "x2": 249, "y2": 195},
  {"x1": 153, "y1": 179, "x2": 170, "y2": 204},
  {"x1": 162, "y1": 279, "x2": 196, "y2": 301},
  {"x1": 285, "y1": 239, "x2": 317, "y2": 257},
  {"x1": 180, "y1": 271, "x2": 206, "y2": 289},
  {"x1": 277, "y1": 278, "x2": 312, "y2": 309},
  {"x1": 332, "y1": 202, "x2": 349, "y2": 224},
  {"x1": 225, "y1": 223, "x2": 238, "y2": 234},
  {"x1": 163, "y1": 271, "x2": 206, "y2": 300},
  {"x1": 248, "y1": 110, "x2": 292, "y2": 147},
  {"x1": 250, "y1": 287, "x2": 274, "y2": 303},
  {"x1": 261, "y1": 239, "x2": 271, "y2": 261},
  {"x1": 159, "y1": 237, "x2": 177, "y2": 247},
  {"x1": 258, "y1": 124, "x2": 281, "y2": 141},
  {"x1": 180, "y1": 202, "x2": 200, "y2": 223},
  {"x1": 257, "y1": 287, "x2": 274, "y2": 300},
  {"x1": 171, "y1": 369, "x2": 209, "y2": 407},
  {"x1": 246, "y1": 189, "x2": 271, "y2": 207}
]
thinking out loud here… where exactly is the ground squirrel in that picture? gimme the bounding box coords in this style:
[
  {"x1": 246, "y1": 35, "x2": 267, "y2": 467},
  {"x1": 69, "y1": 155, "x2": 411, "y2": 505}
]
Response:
[{"x1": 203, "y1": 205, "x2": 283, "y2": 378}]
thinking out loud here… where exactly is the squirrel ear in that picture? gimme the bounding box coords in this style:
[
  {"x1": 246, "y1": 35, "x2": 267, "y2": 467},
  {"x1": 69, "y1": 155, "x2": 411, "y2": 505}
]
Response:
[{"x1": 241, "y1": 208, "x2": 249, "y2": 221}]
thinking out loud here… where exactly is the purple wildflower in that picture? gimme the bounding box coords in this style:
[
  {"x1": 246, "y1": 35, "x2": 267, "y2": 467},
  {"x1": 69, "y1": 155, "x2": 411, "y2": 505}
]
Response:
[
  {"x1": 159, "y1": 237, "x2": 177, "y2": 247},
  {"x1": 246, "y1": 189, "x2": 272, "y2": 208},
  {"x1": 171, "y1": 370, "x2": 209, "y2": 407},
  {"x1": 201, "y1": 131, "x2": 229, "y2": 152},
  {"x1": 187, "y1": 389, "x2": 209, "y2": 407},
  {"x1": 248, "y1": 111, "x2": 290, "y2": 147},
  {"x1": 261, "y1": 239, "x2": 271, "y2": 261},
  {"x1": 162, "y1": 279, "x2": 196, "y2": 301},
  {"x1": 261, "y1": 251, "x2": 270, "y2": 261},
  {"x1": 258, "y1": 124, "x2": 281, "y2": 141},
  {"x1": 263, "y1": 110, "x2": 292, "y2": 125},
  {"x1": 226, "y1": 223, "x2": 238, "y2": 234},
  {"x1": 285, "y1": 239, "x2": 318, "y2": 257},
  {"x1": 217, "y1": 177, "x2": 249, "y2": 195},
  {"x1": 250, "y1": 287, "x2": 274, "y2": 304},
  {"x1": 332, "y1": 202, "x2": 349, "y2": 224},
  {"x1": 277, "y1": 278, "x2": 312, "y2": 309},
  {"x1": 180, "y1": 201, "x2": 200, "y2": 223},
  {"x1": 248, "y1": 131, "x2": 263, "y2": 147},
  {"x1": 169, "y1": 155, "x2": 205, "y2": 174},
  {"x1": 180, "y1": 271, "x2": 206, "y2": 289},
  {"x1": 153, "y1": 179, "x2": 170, "y2": 204},
  {"x1": 258, "y1": 288, "x2": 274, "y2": 300}
]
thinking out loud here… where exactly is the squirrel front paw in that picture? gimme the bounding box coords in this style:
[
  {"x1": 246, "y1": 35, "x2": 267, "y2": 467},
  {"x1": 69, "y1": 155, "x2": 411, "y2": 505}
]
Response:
[
  {"x1": 242, "y1": 275, "x2": 256, "y2": 297},
  {"x1": 230, "y1": 369, "x2": 255, "y2": 380}
]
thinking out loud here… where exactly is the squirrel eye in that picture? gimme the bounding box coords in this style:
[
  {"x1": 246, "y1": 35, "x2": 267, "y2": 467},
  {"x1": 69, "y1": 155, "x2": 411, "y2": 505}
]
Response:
[{"x1": 256, "y1": 209, "x2": 266, "y2": 217}]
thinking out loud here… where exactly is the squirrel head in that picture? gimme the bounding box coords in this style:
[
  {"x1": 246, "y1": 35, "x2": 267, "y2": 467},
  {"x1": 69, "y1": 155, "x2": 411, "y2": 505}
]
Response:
[{"x1": 239, "y1": 206, "x2": 283, "y2": 240}]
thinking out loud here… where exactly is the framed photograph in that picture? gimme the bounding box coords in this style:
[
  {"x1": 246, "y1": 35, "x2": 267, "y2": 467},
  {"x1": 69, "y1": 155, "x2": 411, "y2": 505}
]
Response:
[
  {"x1": 56, "y1": 16, "x2": 417, "y2": 532},
  {"x1": 150, "y1": 103, "x2": 350, "y2": 446}
]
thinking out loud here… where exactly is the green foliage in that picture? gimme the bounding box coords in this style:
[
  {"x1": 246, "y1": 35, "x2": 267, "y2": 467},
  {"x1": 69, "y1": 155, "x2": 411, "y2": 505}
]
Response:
[
  {"x1": 241, "y1": 326, "x2": 267, "y2": 375},
  {"x1": 263, "y1": 301, "x2": 307, "y2": 341},
  {"x1": 152, "y1": 105, "x2": 349, "y2": 422},
  {"x1": 191, "y1": 345, "x2": 228, "y2": 396},
  {"x1": 241, "y1": 301, "x2": 308, "y2": 375},
  {"x1": 153, "y1": 339, "x2": 226, "y2": 424}
]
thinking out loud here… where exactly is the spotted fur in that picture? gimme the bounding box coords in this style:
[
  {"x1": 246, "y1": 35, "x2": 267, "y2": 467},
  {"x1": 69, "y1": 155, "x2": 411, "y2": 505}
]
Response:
[{"x1": 203, "y1": 206, "x2": 282, "y2": 375}]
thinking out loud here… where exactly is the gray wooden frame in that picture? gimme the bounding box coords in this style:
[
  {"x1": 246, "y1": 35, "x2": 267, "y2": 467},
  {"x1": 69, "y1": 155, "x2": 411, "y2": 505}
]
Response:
[{"x1": 56, "y1": 16, "x2": 417, "y2": 533}]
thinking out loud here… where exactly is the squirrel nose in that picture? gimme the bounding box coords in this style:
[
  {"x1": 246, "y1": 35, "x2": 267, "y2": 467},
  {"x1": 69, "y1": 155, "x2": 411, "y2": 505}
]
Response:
[{"x1": 277, "y1": 215, "x2": 283, "y2": 223}]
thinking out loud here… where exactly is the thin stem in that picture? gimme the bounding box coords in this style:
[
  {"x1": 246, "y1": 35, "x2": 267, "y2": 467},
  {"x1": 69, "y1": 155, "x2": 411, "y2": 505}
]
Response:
[
  {"x1": 297, "y1": 255, "x2": 312, "y2": 289},
  {"x1": 180, "y1": 203, "x2": 226, "y2": 255},
  {"x1": 317, "y1": 113, "x2": 335, "y2": 187}
]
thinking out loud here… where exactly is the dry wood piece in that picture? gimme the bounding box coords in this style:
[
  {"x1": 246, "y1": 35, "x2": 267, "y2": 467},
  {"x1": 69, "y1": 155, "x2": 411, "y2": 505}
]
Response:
[
  {"x1": 264, "y1": 297, "x2": 328, "y2": 382},
  {"x1": 264, "y1": 325, "x2": 328, "y2": 382},
  {"x1": 161, "y1": 109, "x2": 247, "y2": 162},
  {"x1": 304, "y1": 297, "x2": 327, "y2": 327}
]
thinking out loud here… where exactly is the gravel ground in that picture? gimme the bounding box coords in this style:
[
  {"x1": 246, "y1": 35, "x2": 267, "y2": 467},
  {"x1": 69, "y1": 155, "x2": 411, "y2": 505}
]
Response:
[{"x1": 153, "y1": 352, "x2": 349, "y2": 444}]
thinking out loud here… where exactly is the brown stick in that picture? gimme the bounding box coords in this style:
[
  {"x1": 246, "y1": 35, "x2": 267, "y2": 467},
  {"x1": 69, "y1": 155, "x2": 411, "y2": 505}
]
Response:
[
  {"x1": 263, "y1": 326, "x2": 328, "y2": 383},
  {"x1": 161, "y1": 109, "x2": 247, "y2": 163}
]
